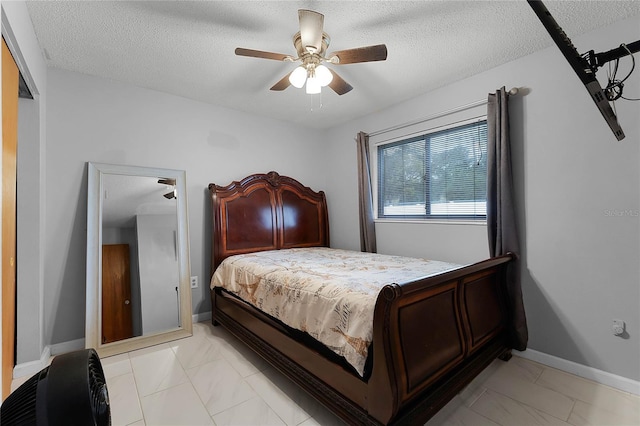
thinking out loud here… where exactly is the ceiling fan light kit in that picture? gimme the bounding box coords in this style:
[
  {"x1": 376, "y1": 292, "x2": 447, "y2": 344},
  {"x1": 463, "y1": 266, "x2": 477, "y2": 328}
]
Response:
[
  {"x1": 315, "y1": 65, "x2": 333, "y2": 86},
  {"x1": 305, "y1": 75, "x2": 321, "y2": 94},
  {"x1": 235, "y1": 9, "x2": 387, "y2": 96},
  {"x1": 289, "y1": 63, "x2": 333, "y2": 93},
  {"x1": 289, "y1": 66, "x2": 307, "y2": 88}
]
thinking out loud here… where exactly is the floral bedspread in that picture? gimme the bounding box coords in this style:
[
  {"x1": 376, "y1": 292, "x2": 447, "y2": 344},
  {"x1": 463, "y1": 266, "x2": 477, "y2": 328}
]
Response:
[{"x1": 210, "y1": 247, "x2": 460, "y2": 376}]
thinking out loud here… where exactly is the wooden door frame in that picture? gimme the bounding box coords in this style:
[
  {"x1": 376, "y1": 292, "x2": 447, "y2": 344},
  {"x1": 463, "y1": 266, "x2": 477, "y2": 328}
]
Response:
[{"x1": 2, "y1": 36, "x2": 20, "y2": 400}]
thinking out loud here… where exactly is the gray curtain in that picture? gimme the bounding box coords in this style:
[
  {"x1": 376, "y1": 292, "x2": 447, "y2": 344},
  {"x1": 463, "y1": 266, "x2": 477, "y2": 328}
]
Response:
[
  {"x1": 356, "y1": 131, "x2": 377, "y2": 253},
  {"x1": 487, "y1": 88, "x2": 528, "y2": 351}
]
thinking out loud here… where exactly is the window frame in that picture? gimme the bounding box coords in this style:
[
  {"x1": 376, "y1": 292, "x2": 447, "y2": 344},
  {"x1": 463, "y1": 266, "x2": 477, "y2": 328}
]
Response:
[{"x1": 371, "y1": 116, "x2": 488, "y2": 224}]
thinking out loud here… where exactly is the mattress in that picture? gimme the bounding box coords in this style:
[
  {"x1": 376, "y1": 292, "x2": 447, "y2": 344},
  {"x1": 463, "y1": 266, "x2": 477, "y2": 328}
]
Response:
[{"x1": 211, "y1": 247, "x2": 460, "y2": 376}]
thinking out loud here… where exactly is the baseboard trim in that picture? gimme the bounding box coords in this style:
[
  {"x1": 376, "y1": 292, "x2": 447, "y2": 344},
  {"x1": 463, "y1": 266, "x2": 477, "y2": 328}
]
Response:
[
  {"x1": 48, "y1": 338, "x2": 85, "y2": 356},
  {"x1": 12, "y1": 316, "x2": 216, "y2": 379},
  {"x1": 14, "y1": 339, "x2": 87, "y2": 379},
  {"x1": 13, "y1": 346, "x2": 50, "y2": 379},
  {"x1": 193, "y1": 311, "x2": 212, "y2": 323},
  {"x1": 516, "y1": 348, "x2": 640, "y2": 395}
]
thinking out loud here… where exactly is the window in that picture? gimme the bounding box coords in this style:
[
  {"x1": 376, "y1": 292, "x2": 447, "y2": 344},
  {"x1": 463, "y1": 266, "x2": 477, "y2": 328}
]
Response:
[{"x1": 377, "y1": 120, "x2": 487, "y2": 220}]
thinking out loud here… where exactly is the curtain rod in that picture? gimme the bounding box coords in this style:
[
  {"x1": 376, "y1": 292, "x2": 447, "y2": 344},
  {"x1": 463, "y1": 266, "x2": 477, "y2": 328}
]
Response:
[{"x1": 368, "y1": 87, "x2": 519, "y2": 138}]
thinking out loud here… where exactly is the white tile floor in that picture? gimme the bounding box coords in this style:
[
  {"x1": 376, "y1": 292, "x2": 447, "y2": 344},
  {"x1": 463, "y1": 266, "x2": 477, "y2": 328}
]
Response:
[{"x1": 12, "y1": 321, "x2": 640, "y2": 425}]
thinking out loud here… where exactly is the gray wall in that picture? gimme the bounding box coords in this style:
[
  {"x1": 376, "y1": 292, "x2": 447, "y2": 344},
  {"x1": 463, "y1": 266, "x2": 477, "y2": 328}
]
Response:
[
  {"x1": 136, "y1": 214, "x2": 179, "y2": 335},
  {"x1": 43, "y1": 68, "x2": 328, "y2": 348},
  {"x1": 323, "y1": 15, "x2": 640, "y2": 381}
]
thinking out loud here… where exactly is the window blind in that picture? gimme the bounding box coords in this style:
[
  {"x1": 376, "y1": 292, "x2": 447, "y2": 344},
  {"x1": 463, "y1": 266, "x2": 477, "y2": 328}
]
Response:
[{"x1": 378, "y1": 120, "x2": 487, "y2": 219}]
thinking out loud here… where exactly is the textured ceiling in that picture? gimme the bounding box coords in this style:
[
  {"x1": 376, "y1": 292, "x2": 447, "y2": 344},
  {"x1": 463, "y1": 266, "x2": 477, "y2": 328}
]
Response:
[{"x1": 25, "y1": 0, "x2": 640, "y2": 129}]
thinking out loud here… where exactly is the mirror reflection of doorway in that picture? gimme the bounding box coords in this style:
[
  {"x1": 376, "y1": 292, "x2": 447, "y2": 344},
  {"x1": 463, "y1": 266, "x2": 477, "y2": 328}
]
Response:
[{"x1": 102, "y1": 244, "x2": 134, "y2": 343}]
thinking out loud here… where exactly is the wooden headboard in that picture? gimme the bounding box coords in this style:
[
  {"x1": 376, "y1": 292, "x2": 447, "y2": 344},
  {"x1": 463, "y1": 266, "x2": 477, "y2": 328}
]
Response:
[{"x1": 209, "y1": 171, "x2": 330, "y2": 274}]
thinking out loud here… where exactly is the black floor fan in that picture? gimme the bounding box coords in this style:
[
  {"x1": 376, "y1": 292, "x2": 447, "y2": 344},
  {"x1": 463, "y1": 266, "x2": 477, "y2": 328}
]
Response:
[{"x1": 1, "y1": 348, "x2": 111, "y2": 425}]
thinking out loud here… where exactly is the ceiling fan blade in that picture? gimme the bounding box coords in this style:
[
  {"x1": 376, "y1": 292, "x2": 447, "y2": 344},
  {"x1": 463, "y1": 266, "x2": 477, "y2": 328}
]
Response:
[
  {"x1": 330, "y1": 44, "x2": 388, "y2": 64},
  {"x1": 270, "y1": 72, "x2": 292, "y2": 91},
  {"x1": 298, "y1": 9, "x2": 324, "y2": 53},
  {"x1": 235, "y1": 48, "x2": 291, "y2": 61},
  {"x1": 328, "y1": 69, "x2": 353, "y2": 95},
  {"x1": 158, "y1": 178, "x2": 176, "y2": 186}
]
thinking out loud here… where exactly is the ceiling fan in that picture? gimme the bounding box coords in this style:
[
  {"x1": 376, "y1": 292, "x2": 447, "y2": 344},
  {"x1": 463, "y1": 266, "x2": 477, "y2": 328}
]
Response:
[
  {"x1": 158, "y1": 178, "x2": 177, "y2": 199},
  {"x1": 235, "y1": 9, "x2": 387, "y2": 95}
]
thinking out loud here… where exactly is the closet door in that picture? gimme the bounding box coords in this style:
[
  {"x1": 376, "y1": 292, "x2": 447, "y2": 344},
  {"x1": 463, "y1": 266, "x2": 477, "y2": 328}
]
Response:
[
  {"x1": 2, "y1": 38, "x2": 19, "y2": 400},
  {"x1": 102, "y1": 244, "x2": 134, "y2": 343}
]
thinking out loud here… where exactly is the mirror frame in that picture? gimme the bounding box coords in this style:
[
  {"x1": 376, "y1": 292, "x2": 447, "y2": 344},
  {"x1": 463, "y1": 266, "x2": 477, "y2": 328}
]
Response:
[{"x1": 86, "y1": 162, "x2": 192, "y2": 357}]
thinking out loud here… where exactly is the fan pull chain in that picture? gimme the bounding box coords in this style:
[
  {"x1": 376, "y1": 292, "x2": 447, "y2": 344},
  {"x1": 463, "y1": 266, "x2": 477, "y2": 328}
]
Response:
[{"x1": 309, "y1": 92, "x2": 323, "y2": 112}]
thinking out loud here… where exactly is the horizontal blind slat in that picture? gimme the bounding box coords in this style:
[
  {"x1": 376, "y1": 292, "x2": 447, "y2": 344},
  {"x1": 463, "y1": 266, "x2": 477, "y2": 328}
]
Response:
[{"x1": 378, "y1": 121, "x2": 487, "y2": 219}]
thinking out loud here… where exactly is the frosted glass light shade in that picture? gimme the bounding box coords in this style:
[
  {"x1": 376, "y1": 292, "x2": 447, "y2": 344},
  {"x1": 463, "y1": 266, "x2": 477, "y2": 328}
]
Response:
[
  {"x1": 289, "y1": 66, "x2": 307, "y2": 88},
  {"x1": 315, "y1": 65, "x2": 333, "y2": 87},
  {"x1": 306, "y1": 76, "x2": 321, "y2": 94}
]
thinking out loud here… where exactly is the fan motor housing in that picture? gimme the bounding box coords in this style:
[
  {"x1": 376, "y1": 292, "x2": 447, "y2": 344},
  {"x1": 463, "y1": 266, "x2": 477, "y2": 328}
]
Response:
[
  {"x1": 293, "y1": 31, "x2": 330, "y2": 59},
  {"x1": 1, "y1": 348, "x2": 110, "y2": 426}
]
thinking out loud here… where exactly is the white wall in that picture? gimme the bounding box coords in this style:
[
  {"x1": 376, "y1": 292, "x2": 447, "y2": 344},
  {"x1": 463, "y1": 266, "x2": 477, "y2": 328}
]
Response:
[
  {"x1": 42, "y1": 68, "x2": 327, "y2": 347},
  {"x1": 323, "y1": 15, "x2": 639, "y2": 381}
]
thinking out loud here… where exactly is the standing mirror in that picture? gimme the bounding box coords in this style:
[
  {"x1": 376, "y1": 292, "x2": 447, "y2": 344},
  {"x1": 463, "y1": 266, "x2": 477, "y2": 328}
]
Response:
[{"x1": 86, "y1": 162, "x2": 192, "y2": 357}]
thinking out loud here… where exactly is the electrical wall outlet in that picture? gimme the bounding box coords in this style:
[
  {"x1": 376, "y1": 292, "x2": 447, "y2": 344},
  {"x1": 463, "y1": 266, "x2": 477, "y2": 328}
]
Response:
[
  {"x1": 190, "y1": 276, "x2": 198, "y2": 289},
  {"x1": 612, "y1": 319, "x2": 625, "y2": 336}
]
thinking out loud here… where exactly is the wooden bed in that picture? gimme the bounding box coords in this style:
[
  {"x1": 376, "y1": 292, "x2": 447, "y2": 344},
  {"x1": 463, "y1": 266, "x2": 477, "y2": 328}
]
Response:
[{"x1": 209, "y1": 171, "x2": 514, "y2": 425}]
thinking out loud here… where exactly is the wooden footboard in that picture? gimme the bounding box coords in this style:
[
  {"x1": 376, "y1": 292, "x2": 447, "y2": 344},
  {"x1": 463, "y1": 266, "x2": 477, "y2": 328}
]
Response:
[
  {"x1": 211, "y1": 253, "x2": 513, "y2": 425},
  {"x1": 367, "y1": 253, "x2": 513, "y2": 424}
]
